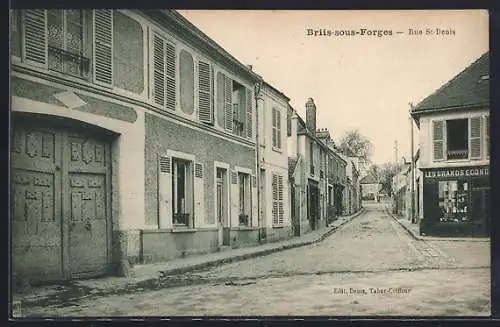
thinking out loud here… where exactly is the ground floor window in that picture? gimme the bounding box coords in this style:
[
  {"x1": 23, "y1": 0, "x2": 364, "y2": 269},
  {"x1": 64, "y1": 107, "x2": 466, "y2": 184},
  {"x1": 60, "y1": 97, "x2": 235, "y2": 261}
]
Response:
[
  {"x1": 238, "y1": 172, "x2": 251, "y2": 226},
  {"x1": 172, "y1": 158, "x2": 193, "y2": 227},
  {"x1": 438, "y1": 180, "x2": 470, "y2": 223}
]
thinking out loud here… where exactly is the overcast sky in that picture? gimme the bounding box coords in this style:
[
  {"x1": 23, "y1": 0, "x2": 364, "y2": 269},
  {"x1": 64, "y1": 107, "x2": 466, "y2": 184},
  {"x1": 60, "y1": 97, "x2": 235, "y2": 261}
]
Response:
[{"x1": 178, "y1": 10, "x2": 489, "y2": 165}]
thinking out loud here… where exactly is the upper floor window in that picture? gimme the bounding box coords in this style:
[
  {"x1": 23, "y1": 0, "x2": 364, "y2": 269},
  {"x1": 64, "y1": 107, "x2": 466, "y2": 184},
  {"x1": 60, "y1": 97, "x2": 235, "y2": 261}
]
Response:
[
  {"x1": 433, "y1": 116, "x2": 487, "y2": 161},
  {"x1": 47, "y1": 10, "x2": 89, "y2": 78},
  {"x1": 152, "y1": 33, "x2": 176, "y2": 111},
  {"x1": 216, "y1": 72, "x2": 253, "y2": 139},
  {"x1": 272, "y1": 107, "x2": 281, "y2": 149},
  {"x1": 14, "y1": 10, "x2": 145, "y2": 93}
]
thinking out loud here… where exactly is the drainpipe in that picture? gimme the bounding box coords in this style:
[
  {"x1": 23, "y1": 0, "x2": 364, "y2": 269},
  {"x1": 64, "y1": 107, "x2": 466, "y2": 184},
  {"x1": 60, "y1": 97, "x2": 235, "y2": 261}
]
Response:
[{"x1": 254, "y1": 80, "x2": 263, "y2": 242}]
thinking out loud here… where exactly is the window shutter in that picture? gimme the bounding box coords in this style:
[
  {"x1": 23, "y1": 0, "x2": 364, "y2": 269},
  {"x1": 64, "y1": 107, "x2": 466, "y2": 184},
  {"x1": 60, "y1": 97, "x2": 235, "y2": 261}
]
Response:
[
  {"x1": 231, "y1": 171, "x2": 238, "y2": 184},
  {"x1": 198, "y1": 60, "x2": 213, "y2": 124},
  {"x1": 272, "y1": 174, "x2": 278, "y2": 226},
  {"x1": 272, "y1": 109, "x2": 277, "y2": 148},
  {"x1": 485, "y1": 115, "x2": 490, "y2": 158},
  {"x1": 432, "y1": 120, "x2": 444, "y2": 161},
  {"x1": 277, "y1": 110, "x2": 281, "y2": 149},
  {"x1": 194, "y1": 162, "x2": 204, "y2": 227},
  {"x1": 278, "y1": 175, "x2": 284, "y2": 225},
  {"x1": 93, "y1": 9, "x2": 113, "y2": 86},
  {"x1": 246, "y1": 88, "x2": 253, "y2": 138},
  {"x1": 23, "y1": 10, "x2": 47, "y2": 66},
  {"x1": 224, "y1": 74, "x2": 233, "y2": 132},
  {"x1": 470, "y1": 117, "x2": 482, "y2": 159},
  {"x1": 165, "y1": 42, "x2": 176, "y2": 111},
  {"x1": 152, "y1": 34, "x2": 165, "y2": 106},
  {"x1": 158, "y1": 156, "x2": 173, "y2": 228}
]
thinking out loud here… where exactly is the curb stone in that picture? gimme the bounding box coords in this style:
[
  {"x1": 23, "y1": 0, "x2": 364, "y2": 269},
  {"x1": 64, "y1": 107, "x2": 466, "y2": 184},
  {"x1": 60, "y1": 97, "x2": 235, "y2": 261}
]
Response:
[{"x1": 17, "y1": 208, "x2": 366, "y2": 311}]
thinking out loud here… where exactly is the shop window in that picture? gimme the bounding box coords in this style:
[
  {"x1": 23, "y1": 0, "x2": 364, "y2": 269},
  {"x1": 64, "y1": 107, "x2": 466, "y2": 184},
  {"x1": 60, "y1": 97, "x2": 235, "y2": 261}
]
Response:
[
  {"x1": 438, "y1": 180, "x2": 470, "y2": 223},
  {"x1": 446, "y1": 119, "x2": 468, "y2": 160}
]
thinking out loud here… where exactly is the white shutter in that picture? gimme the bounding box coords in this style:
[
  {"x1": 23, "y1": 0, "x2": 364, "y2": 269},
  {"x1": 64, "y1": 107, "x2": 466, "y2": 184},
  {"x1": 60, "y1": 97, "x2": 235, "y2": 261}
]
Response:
[
  {"x1": 152, "y1": 33, "x2": 165, "y2": 106},
  {"x1": 272, "y1": 174, "x2": 278, "y2": 226},
  {"x1": 251, "y1": 175, "x2": 258, "y2": 227},
  {"x1": 198, "y1": 60, "x2": 213, "y2": 124},
  {"x1": 165, "y1": 42, "x2": 176, "y2": 111},
  {"x1": 470, "y1": 117, "x2": 482, "y2": 159},
  {"x1": 485, "y1": 115, "x2": 490, "y2": 158},
  {"x1": 230, "y1": 170, "x2": 239, "y2": 227},
  {"x1": 224, "y1": 74, "x2": 233, "y2": 132},
  {"x1": 432, "y1": 120, "x2": 444, "y2": 161},
  {"x1": 272, "y1": 109, "x2": 277, "y2": 148},
  {"x1": 194, "y1": 162, "x2": 204, "y2": 227},
  {"x1": 278, "y1": 175, "x2": 284, "y2": 225},
  {"x1": 23, "y1": 10, "x2": 47, "y2": 66},
  {"x1": 93, "y1": 9, "x2": 113, "y2": 86},
  {"x1": 246, "y1": 88, "x2": 253, "y2": 138},
  {"x1": 158, "y1": 156, "x2": 173, "y2": 229},
  {"x1": 277, "y1": 110, "x2": 282, "y2": 149}
]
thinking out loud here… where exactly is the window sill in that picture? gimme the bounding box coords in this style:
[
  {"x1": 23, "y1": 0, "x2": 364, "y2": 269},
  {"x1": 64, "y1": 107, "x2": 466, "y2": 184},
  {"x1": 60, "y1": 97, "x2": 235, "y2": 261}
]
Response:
[
  {"x1": 231, "y1": 226, "x2": 259, "y2": 231},
  {"x1": 272, "y1": 225, "x2": 285, "y2": 229},
  {"x1": 171, "y1": 228, "x2": 197, "y2": 233},
  {"x1": 272, "y1": 147, "x2": 282, "y2": 153}
]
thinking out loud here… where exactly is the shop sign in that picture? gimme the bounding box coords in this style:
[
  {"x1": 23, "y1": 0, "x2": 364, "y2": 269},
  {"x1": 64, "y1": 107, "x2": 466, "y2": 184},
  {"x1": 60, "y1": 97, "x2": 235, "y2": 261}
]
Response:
[{"x1": 423, "y1": 166, "x2": 489, "y2": 179}]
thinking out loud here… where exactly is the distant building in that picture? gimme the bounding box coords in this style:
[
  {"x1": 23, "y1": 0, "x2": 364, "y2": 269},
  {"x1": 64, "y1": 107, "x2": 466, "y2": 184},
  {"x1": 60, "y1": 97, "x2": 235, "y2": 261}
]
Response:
[
  {"x1": 360, "y1": 174, "x2": 382, "y2": 201},
  {"x1": 411, "y1": 52, "x2": 490, "y2": 237}
]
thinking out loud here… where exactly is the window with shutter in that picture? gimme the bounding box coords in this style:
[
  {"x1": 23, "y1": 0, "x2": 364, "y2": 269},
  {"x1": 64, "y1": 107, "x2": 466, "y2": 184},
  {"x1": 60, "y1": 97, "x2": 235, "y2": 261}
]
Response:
[
  {"x1": 172, "y1": 158, "x2": 193, "y2": 227},
  {"x1": 23, "y1": 10, "x2": 48, "y2": 66},
  {"x1": 93, "y1": 9, "x2": 113, "y2": 85},
  {"x1": 469, "y1": 117, "x2": 482, "y2": 159},
  {"x1": 194, "y1": 162, "x2": 204, "y2": 226},
  {"x1": 272, "y1": 108, "x2": 278, "y2": 148},
  {"x1": 432, "y1": 120, "x2": 444, "y2": 161},
  {"x1": 198, "y1": 60, "x2": 214, "y2": 124},
  {"x1": 278, "y1": 175, "x2": 284, "y2": 225},
  {"x1": 272, "y1": 174, "x2": 279, "y2": 226},
  {"x1": 276, "y1": 110, "x2": 281, "y2": 149},
  {"x1": 485, "y1": 115, "x2": 490, "y2": 158},
  {"x1": 246, "y1": 88, "x2": 253, "y2": 138},
  {"x1": 224, "y1": 74, "x2": 233, "y2": 132},
  {"x1": 152, "y1": 33, "x2": 176, "y2": 111},
  {"x1": 11, "y1": 10, "x2": 22, "y2": 58}
]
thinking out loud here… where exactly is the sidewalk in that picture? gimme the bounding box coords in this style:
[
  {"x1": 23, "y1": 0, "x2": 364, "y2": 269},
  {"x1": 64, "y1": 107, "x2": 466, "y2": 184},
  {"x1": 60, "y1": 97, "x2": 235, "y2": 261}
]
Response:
[
  {"x1": 14, "y1": 208, "x2": 366, "y2": 310},
  {"x1": 386, "y1": 206, "x2": 490, "y2": 243}
]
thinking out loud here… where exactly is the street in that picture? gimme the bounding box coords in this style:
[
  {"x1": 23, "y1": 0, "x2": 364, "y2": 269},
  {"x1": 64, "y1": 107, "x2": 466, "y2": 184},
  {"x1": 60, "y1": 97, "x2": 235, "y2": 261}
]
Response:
[{"x1": 21, "y1": 202, "x2": 490, "y2": 317}]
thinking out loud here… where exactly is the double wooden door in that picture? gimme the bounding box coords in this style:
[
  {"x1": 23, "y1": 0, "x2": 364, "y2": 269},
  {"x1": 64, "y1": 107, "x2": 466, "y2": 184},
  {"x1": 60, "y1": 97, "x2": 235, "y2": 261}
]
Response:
[{"x1": 11, "y1": 118, "x2": 112, "y2": 283}]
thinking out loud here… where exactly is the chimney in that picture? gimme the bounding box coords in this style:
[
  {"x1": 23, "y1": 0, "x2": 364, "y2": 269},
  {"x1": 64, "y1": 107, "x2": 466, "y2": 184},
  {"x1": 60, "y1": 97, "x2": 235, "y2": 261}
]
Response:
[
  {"x1": 247, "y1": 65, "x2": 253, "y2": 71},
  {"x1": 306, "y1": 98, "x2": 316, "y2": 135}
]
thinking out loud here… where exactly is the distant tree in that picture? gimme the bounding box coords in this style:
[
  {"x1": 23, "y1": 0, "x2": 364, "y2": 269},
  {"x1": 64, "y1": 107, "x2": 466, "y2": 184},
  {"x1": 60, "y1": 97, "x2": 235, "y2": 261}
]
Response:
[
  {"x1": 372, "y1": 162, "x2": 405, "y2": 196},
  {"x1": 339, "y1": 129, "x2": 373, "y2": 164}
]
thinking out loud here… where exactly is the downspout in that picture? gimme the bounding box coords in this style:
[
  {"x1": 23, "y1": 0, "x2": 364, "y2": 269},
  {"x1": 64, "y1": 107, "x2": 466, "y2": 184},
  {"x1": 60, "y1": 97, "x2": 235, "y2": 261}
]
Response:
[{"x1": 254, "y1": 80, "x2": 263, "y2": 242}]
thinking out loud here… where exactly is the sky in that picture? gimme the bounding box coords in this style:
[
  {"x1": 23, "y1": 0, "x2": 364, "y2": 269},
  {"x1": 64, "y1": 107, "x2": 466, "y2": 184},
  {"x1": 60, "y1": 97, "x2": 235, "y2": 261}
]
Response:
[{"x1": 178, "y1": 10, "x2": 489, "y2": 165}]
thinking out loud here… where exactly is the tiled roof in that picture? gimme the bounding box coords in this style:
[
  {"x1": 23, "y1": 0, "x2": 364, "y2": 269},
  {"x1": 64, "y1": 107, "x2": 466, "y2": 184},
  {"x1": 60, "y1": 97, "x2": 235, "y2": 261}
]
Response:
[
  {"x1": 413, "y1": 52, "x2": 489, "y2": 113},
  {"x1": 360, "y1": 173, "x2": 378, "y2": 184},
  {"x1": 288, "y1": 157, "x2": 298, "y2": 179}
]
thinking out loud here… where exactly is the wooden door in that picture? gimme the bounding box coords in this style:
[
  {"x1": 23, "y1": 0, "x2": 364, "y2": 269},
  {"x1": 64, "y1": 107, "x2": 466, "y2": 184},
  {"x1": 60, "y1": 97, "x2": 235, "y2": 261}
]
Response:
[
  {"x1": 11, "y1": 126, "x2": 64, "y2": 283},
  {"x1": 65, "y1": 134, "x2": 110, "y2": 278},
  {"x1": 11, "y1": 118, "x2": 112, "y2": 283}
]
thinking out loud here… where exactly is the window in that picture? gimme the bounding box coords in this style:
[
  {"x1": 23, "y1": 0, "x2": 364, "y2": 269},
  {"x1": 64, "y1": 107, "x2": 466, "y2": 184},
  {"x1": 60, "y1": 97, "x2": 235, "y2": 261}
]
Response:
[
  {"x1": 238, "y1": 172, "x2": 250, "y2": 225},
  {"x1": 172, "y1": 158, "x2": 193, "y2": 227},
  {"x1": 232, "y1": 81, "x2": 246, "y2": 136},
  {"x1": 433, "y1": 117, "x2": 485, "y2": 162},
  {"x1": 272, "y1": 173, "x2": 284, "y2": 226},
  {"x1": 272, "y1": 108, "x2": 282, "y2": 149},
  {"x1": 438, "y1": 180, "x2": 471, "y2": 223},
  {"x1": 47, "y1": 10, "x2": 89, "y2": 78},
  {"x1": 485, "y1": 115, "x2": 489, "y2": 158},
  {"x1": 179, "y1": 50, "x2": 194, "y2": 115},
  {"x1": 446, "y1": 119, "x2": 468, "y2": 160},
  {"x1": 113, "y1": 11, "x2": 144, "y2": 93},
  {"x1": 152, "y1": 33, "x2": 176, "y2": 111}
]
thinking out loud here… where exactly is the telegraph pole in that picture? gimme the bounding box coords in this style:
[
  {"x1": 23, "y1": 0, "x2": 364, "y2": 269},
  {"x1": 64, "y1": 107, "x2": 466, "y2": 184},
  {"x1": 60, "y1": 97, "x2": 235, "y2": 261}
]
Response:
[{"x1": 409, "y1": 102, "x2": 416, "y2": 224}]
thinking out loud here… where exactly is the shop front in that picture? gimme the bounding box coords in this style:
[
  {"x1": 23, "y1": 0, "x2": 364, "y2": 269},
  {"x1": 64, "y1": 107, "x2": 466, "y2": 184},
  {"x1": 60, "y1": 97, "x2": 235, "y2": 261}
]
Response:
[{"x1": 420, "y1": 165, "x2": 490, "y2": 237}]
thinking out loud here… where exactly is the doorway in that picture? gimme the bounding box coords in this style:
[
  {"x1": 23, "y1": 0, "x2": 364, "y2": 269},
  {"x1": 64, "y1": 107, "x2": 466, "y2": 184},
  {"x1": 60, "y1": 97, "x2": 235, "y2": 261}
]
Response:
[{"x1": 11, "y1": 115, "x2": 112, "y2": 283}]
